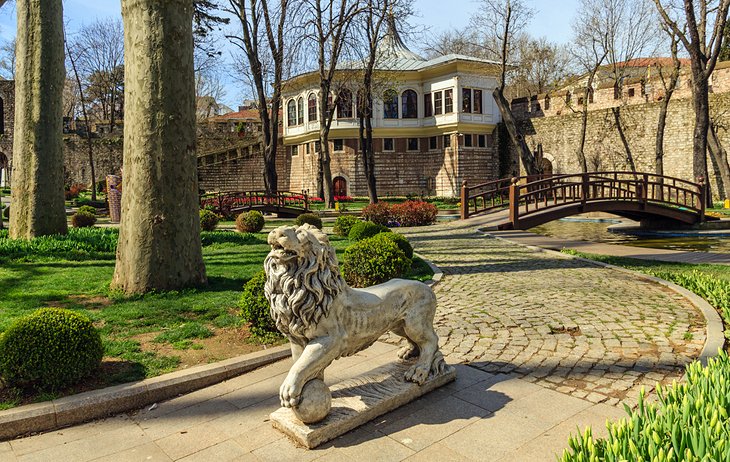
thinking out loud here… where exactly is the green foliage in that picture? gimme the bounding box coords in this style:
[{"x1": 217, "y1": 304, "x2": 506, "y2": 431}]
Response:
[
  {"x1": 295, "y1": 213, "x2": 323, "y2": 229},
  {"x1": 199, "y1": 209, "x2": 220, "y2": 232},
  {"x1": 239, "y1": 270, "x2": 280, "y2": 338},
  {"x1": 333, "y1": 215, "x2": 360, "y2": 237},
  {"x1": 361, "y1": 202, "x2": 393, "y2": 225},
  {"x1": 561, "y1": 351, "x2": 730, "y2": 462},
  {"x1": 348, "y1": 221, "x2": 391, "y2": 241},
  {"x1": 342, "y1": 234, "x2": 411, "y2": 287},
  {"x1": 71, "y1": 211, "x2": 97, "y2": 228},
  {"x1": 153, "y1": 322, "x2": 213, "y2": 344},
  {"x1": 236, "y1": 210, "x2": 265, "y2": 233},
  {"x1": 77, "y1": 205, "x2": 97, "y2": 216},
  {"x1": 1, "y1": 205, "x2": 7, "y2": 219},
  {"x1": 0, "y1": 308, "x2": 103, "y2": 390},
  {"x1": 380, "y1": 232, "x2": 414, "y2": 259},
  {"x1": 0, "y1": 227, "x2": 118, "y2": 261}
]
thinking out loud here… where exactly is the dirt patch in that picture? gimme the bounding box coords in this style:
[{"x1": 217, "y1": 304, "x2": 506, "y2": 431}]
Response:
[{"x1": 45, "y1": 295, "x2": 113, "y2": 310}]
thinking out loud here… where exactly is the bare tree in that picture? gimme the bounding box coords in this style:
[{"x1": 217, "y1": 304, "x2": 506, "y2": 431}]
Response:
[
  {"x1": 424, "y1": 29, "x2": 482, "y2": 59},
  {"x1": 509, "y1": 36, "x2": 571, "y2": 98},
  {"x1": 0, "y1": 38, "x2": 15, "y2": 80},
  {"x1": 655, "y1": 27, "x2": 682, "y2": 176},
  {"x1": 471, "y1": 0, "x2": 540, "y2": 175},
  {"x1": 225, "y1": 0, "x2": 296, "y2": 194},
  {"x1": 654, "y1": 0, "x2": 730, "y2": 200}
]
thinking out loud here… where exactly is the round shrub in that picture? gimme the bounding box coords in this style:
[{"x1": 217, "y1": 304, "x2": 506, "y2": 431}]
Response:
[
  {"x1": 236, "y1": 210, "x2": 265, "y2": 233},
  {"x1": 240, "y1": 270, "x2": 278, "y2": 337},
  {"x1": 361, "y1": 202, "x2": 393, "y2": 226},
  {"x1": 342, "y1": 234, "x2": 411, "y2": 287},
  {"x1": 71, "y1": 211, "x2": 97, "y2": 228},
  {"x1": 199, "y1": 209, "x2": 219, "y2": 231},
  {"x1": 348, "y1": 220, "x2": 391, "y2": 241},
  {"x1": 295, "y1": 213, "x2": 323, "y2": 229},
  {"x1": 381, "y1": 232, "x2": 413, "y2": 259},
  {"x1": 333, "y1": 215, "x2": 360, "y2": 237},
  {"x1": 0, "y1": 308, "x2": 103, "y2": 390},
  {"x1": 391, "y1": 200, "x2": 438, "y2": 227},
  {"x1": 78, "y1": 205, "x2": 97, "y2": 216}
]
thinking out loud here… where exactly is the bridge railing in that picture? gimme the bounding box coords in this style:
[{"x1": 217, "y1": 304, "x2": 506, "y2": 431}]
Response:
[
  {"x1": 200, "y1": 190, "x2": 309, "y2": 216},
  {"x1": 461, "y1": 172, "x2": 706, "y2": 224}
]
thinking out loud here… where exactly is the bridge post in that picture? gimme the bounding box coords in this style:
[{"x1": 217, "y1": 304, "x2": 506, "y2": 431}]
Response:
[
  {"x1": 699, "y1": 178, "x2": 706, "y2": 222},
  {"x1": 509, "y1": 178, "x2": 520, "y2": 228},
  {"x1": 460, "y1": 181, "x2": 469, "y2": 220},
  {"x1": 638, "y1": 173, "x2": 649, "y2": 209}
]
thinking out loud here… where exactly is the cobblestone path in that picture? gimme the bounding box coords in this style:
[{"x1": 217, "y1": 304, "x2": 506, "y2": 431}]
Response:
[{"x1": 393, "y1": 222, "x2": 706, "y2": 407}]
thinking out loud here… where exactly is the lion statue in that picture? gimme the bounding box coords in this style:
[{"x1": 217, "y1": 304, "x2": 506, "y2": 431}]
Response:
[{"x1": 264, "y1": 224, "x2": 450, "y2": 410}]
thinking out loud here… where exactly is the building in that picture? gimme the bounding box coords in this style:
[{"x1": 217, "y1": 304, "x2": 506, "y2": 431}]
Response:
[{"x1": 277, "y1": 18, "x2": 503, "y2": 197}]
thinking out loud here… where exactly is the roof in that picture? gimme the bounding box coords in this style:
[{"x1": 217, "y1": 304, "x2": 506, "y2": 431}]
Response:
[{"x1": 209, "y1": 109, "x2": 260, "y2": 122}]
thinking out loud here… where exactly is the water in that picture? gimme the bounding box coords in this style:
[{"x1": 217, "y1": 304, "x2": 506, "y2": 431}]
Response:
[{"x1": 530, "y1": 218, "x2": 730, "y2": 253}]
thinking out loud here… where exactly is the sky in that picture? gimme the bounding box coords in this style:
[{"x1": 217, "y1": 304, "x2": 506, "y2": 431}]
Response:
[{"x1": 0, "y1": 0, "x2": 580, "y2": 106}]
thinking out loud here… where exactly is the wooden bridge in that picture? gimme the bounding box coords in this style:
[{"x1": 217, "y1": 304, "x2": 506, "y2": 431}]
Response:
[
  {"x1": 460, "y1": 172, "x2": 711, "y2": 229},
  {"x1": 200, "y1": 191, "x2": 311, "y2": 218}
]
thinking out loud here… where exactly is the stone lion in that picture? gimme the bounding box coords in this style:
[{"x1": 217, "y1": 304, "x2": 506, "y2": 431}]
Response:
[{"x1": 264, "y1": 224, "x2": 450, "y2": 409}]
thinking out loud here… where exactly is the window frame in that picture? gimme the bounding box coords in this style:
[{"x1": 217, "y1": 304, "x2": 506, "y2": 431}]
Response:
[
  {"x1": 383, "y1": 138, "x2": 395, "y2": 152},
  {"x1": 445, "y1": 89, "x2": 453, "y2": 113},
  {"x1": 462, "y1": 88, "x2": 472, "y2": 113},
  {"x1": 407, "y1": 137, "x2": 419, "y2": 151},
  {"x1": 429, "y1": 136, "x2": 437, "y2": 150},
  {"x1": 473, "y1": 89, "x2": 483, "y2": 114},
  {"x1": 307, "y1": 93, "x2": 317, "y2": 122},
  {"x1": 477, "y1": 134, "x2": 486, "y2": 148},
  {"x1": 401, "y1": 89, "x2": 418, "y2": 119},
  {"x1": 383, "y1": 89, "x2": 399, "y2": 119},
  {"x1": 424, "y1": 92, "x2": 433, "y2": 117},
  {"x1": 297, "y1": 97, "x2": 304, "y2": 125},
  {"x1": 336, "y1": 89, "x2": 353, "y2": 119},
  {"x1": 434, "y1": 91, "x2": 443, "y2": 115},
  {"x1": 463, "y1": 134, "x2": 473, "y2": 148},
  {"x1": 443, "y1": 134, "x2": 451, "y2": 148},
  {"x1": 333, "y1": 139, "x2": 344, "y2": 152},
  {"x1": 287, "y1": 99, "x2": 297, "y2": 127}
]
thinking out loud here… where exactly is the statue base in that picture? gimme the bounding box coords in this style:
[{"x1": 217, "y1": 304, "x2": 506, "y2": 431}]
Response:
[{"x1": 270, "y1": 360, "x2": 456, "y2": 449}]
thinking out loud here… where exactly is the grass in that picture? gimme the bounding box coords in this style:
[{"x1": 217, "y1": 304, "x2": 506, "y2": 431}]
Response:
[{"x1": 563, "y1": 250, "x2": 730, "y2": 340}]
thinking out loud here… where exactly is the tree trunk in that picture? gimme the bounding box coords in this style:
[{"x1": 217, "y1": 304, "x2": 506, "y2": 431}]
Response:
[
  {"x1": 359, "y1": 83, "x2": 377, "y2": 203},
  {"x1": 611, "y1": 107, "x2": 636, "y2": 172},
  {"x1": 493, "y1": 88, "x2": 538, "y2": 175},
  {"x1": 113, "y1": 0, "x2": 206, "y2": 294},
  {"x1": 655, "y1": 97, "x2": 670, "y2": 176},
  {"x1": 577, "y1": 104, "x2": 589, "y2": 173},
  {"x1": 707, "y1": 123, "x2": 730, "y2": 199},
  {"x1": 10, "y1": 0, "x2": 67, "y2": 239},
  {"x1": 691, "y1": 78, "x2": 711, "y2": 184}
]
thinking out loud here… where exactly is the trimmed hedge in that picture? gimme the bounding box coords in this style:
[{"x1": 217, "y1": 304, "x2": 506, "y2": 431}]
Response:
[
  {"x1": 381, "y1": 232, "x2": 414, "y2": 259},
  {"x1": 0, "y1": 308, "x2": 103, "y2": 390},
  {"x1": 236, "y1": 210, "x2": 265, "y2": 233},
  {"x1": 342, "y1": 233, "x2": 411, "y2": 287},
  {"x1": 391, "y1": 200, "x2": 438, "y2": 227},
  {"x1": 77, "y1": 205, "x2": 97, "y2": 216},
  {"x1": 239, "y1": 270, "x2": 279, "y2": 338},
  {"x1": 348, "y1": 220, "x2": 391, "y2": 241},
  {"x1": 561, "y1": 350, "x2": 730, "y2": 462},
  {"x1": 199, "y1": 209, "x2": 220, "y2": 231},
  {"x1": 71, "y1": 211, "x2": 97, "y2": 228},
  {"x1": 361, "y1": 202, "x2": 392, "y2": 226},
  {"x1": 333, "y1": 215, "x2": 360, "y2": 237},
  {"x1": 295, "y1": 213, "x2": 323, "y2": 229}
]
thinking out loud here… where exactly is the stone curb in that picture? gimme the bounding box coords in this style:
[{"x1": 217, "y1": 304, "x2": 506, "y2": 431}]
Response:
[
  {"x1": 0, "y1": 344, "x2": 291, "y2": 442},
  {"x1": 480, "y1": 229, "x2": 725, "y2": 367},
  {"x1": 415, "y1": 253, "x2": 444, "y2": 288}
]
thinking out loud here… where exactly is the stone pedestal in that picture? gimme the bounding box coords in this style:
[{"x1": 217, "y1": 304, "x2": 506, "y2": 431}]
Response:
[
  {"x1": 106, "y1": 175, "x2": 121, "y2": 223},
  {"x1": 270, "y1": 361, "x2": 456, "y2": 449}
]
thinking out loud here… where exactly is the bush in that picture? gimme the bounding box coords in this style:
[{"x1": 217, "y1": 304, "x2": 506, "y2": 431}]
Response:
[
  {"x1": 361, "y1": 202, "x2": 393, "y2": 226},
  {"x1": 236, "y1": 210, "x2": 265, "y2": 233},
  {"x1": 295, "y1": 213, "x2": 322, "y2": 229},
  {"x1": 71, "y1": 211, "x2": 97, "y2": 228},
  {"x1": 199, "y1": 209, "x2": 219, "y2": 232},
  {"x1": 348, "y1": 220, "x2": 391, "y2": 241},
  {"x1": 64, "y1": 183, "x2": 85, "y2": 200},
  {"x1": 381, "y1": 232, "x2": 414, "y2": 259},
  {"x1": 342, "y1": 234, "x2": 411, "y2": 287},
  {"x1": 561, "y1": 350, "x2": 730, "y2": 462},
  {"x1": 0, "y1": 308, "x2": 103, "y2": 390},
  {"x1": 78, "y1": 205, "x2": 97, "y2": 216},
  {"x1": 239, "y1": 270, "x2": 279, "y2": 338},
  {"x1": 391, "y1": 200, "x2": 438, "y2": 227},
  {"x1": 333, "y1": 215, "x2": 360, "y2": 237},
  {"x1": 2, "y1": 205, "x2": 8, "y2": 219}
]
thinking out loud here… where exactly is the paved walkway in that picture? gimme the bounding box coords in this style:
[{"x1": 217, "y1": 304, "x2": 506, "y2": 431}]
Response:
[{"x1": 1, "y1": 219, "x2": 711, "y2": 461}]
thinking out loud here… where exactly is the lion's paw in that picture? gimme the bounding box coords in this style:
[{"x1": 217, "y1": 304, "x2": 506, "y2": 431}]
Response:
[
  {"x1": 398, "y1": 344, "x2": 419, "y2": 360},
  {"x1": 280, "y1": 377, "x2": 303, "y2": 408},
  {"x1": 405, "y1": 364, "x2": 429, "y2": 385}
]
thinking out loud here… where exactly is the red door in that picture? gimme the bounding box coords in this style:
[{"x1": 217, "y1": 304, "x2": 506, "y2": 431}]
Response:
[{"x1": 333, "y1": 177, "x2": 347, "y2": 197}]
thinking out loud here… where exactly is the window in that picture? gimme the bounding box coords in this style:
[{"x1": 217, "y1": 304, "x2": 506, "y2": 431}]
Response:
[
  {"x1": 473, "y1": 89, "x2": 483, "y2": 114},
  {"x1": 443, "y1": 134, "x2": 451, "y2": 148},
  {"x1": 577, "y1": 97, "x2": 584, "y2": 106},
  {"x1": 464, "y1": 134, "x2": 473, "y2": 147},
  {"x1": 544, "y1": 95, "x2": 551, "y2": 110},
  {"x1": 434, "y1": 91, "x2": 443, "y2": 115},
  {"x1": 308, "y1": 93, "x2": 317, "y2": 122},
  {"x1": 306, "y1": 143, "x2": 311, "y2": 154},
  {"x1": 628, "y1": 88, "x2": 635, "y2": 98},
  {"x1": 383, "y1": 89, "x2": 398, "y2": 119},
  {"x1": 424, "y1": 93, "x2": 432, "y2": 117},
  {"x1": 535, "y1": 102, "x2": 541, "y2": 112},
  {"x1": 478, "y1": 134, "x2": 486, "y2": 148},
  {"x1": 407, "y1": 138, "x2": 419, "y2": 151},
  {"x1": 337, "y1": 89, "x2": 353, "y2": 118},
  {"x1": 333, "y1": 139, "x2": 344, "y2": 151},
  {"x1": 402, "y1": 89, "x2": 418, "y2": 118},
  {"x1": 297, "y1": 97, "x2": 304, "y2": 125},
  {"x1": 444, "y1": 89, "x2": 453, "y2": 113},
  {"x1": 287, "y1": 99, "x2": 296, "y2": 126},
  {"x1": 462, "y1": 88, "x2": 472, "y2": 113},
  {"x1": 429, "y1": 136, "x2": 437, "y2": 150},
  {"x1": 315, "y1": 141, "x2": 321, "y2": 152},
  {"x1": 383, "y1": 138, "x2": 394, "y2": 151}
]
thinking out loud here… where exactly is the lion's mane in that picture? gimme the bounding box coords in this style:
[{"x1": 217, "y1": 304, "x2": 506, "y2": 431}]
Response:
[{"x1": 264, "y1": 226, "x2": 345, "y2": 343}]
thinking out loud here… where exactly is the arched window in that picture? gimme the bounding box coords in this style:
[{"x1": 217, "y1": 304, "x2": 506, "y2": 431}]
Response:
[
  {"x1": 383, "y1": 89, "x2": 398, "y2": 119},
  {"x1": 308, "y1": 93, "x2": 317, "y2": 122},
  {"x1": 287, "y1": 99, "x2": 296, "y2": 126},
  {"x1": 336, "y1": 89, "x2": 353, "y2": 119},
  {"x1": 297, "y1": 97, "x2": 304, "y2": 125},
  {"x1": 401, "y1": 89, "x2": 418, "y2": 118}
]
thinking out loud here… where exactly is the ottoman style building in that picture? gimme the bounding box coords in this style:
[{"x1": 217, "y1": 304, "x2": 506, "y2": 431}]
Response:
[{"x1": 279, "y1": 20, "x2": 503, "y2": 197}]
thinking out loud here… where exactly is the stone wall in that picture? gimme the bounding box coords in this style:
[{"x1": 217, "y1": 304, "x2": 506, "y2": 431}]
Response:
[{"x1": 63, "y1": 136, "x2": 123, "y2": 187}]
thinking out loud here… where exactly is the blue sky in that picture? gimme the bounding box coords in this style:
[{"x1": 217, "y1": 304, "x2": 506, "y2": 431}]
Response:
[{"x1": 0, "y1": 0, "x2": 578, "y2": 105}]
